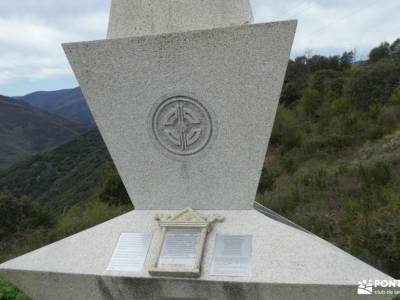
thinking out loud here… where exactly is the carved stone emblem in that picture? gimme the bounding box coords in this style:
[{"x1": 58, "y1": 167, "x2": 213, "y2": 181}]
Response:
[{"x1": 152, "y1": 96, "x2": 212, "y2": 156}]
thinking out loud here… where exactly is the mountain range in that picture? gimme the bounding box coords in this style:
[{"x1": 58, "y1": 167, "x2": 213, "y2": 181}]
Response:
[
  {"x1": 0, "y1": 95, "x2": 88, "y2": 171},
  {"x1": 14, "y1": 87, "x2": 94, "y2": 125}
]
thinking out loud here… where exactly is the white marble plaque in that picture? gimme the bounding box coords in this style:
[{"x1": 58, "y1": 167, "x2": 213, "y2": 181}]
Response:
[
  {"x1": 210, "y1": 235, "x2": 252, "y2": 277},
  {"x1": 158, "y1": 229, "x2": 201, "y2": 268},
  {"x1": 107, "y1": 233, "x2": 152, "y2": 272}
]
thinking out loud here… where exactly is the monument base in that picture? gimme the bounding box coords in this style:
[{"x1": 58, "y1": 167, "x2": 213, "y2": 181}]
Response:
[{"x1": 0, "y1": 209, "x2": 393, "y2": 300}]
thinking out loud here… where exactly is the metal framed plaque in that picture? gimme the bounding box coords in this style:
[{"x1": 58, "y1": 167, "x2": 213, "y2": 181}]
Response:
[{"x1": 149, "y1": 208, "x2": 223, "y2": 278}]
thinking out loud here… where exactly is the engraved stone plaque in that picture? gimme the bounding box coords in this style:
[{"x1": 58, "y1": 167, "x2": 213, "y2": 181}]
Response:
[
  {"x1": 151, "y1": 96, "x2": 213, "y2": 156},
  {"x1": 210, "y1": 235, "x2": 252, "y2": 277},
  {"x1": 107, "y1": 233, "x2": 152, "y2": 272},
  {"x1": 149, "y1": 208, "x2": 223, "y2": 278},
  {"x1": 158, "y1": 229, "x2": 201, "y2": 268}
]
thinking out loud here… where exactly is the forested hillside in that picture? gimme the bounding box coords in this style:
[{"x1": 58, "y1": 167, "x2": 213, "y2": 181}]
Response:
[
  {"x1": 0, "y1": 39, "x2": 399, "y2": 299},
  {"x1": 258, "y1": 39, "x2": 400, "y2": 277},
  {"x1": 0, "y1": 130, "x2": 112, "y2": 211},
  {"x1": 0, "y1": 129, "x2": 132, "y2": 263}
]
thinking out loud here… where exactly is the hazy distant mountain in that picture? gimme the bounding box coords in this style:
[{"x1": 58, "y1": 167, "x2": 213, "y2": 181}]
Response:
[
  {"x1": 353, "y1": 60, "x2": 367, "y2": 66},
  {"x1": 0, "y1": 95, "x2": 87, "y2": 170},
  {"x1": 15, "y1": 87, "x2": 94, "y2": 124}
]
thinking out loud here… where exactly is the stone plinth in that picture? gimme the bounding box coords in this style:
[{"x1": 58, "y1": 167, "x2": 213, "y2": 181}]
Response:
[{"x1": 0, "y1": 210, "x2": 393, "y2": 300}]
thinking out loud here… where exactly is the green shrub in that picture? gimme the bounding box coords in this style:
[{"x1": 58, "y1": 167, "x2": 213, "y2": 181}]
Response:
[
  {"x1": 390, "y1": 89, "x2": 400, "y2": 105},
  {"x1": 313, "y1": 70, "x2": 344, "y2": 101},
  {"x1": 368, "y1": 126, "x2": 387, "y2": 141},
  {"x1": 377, "y1": 105, "x2": 400, "y2": 130},
  {"x1": 299, "y1": 84, "x2": 323, "y2": 116},
  {"x1": 0, "y1": 192, "x2": 54, "y2": 239},
  {"x1": 99, "y1": 160, "x2": 131, "y2": 206},
  {"x1": 258, "y1": 167, "x2": 275, "y2": 193},
  {"x1": 330, "y1": 96, "x2": 348, "y2": 115},
  {"x1": 359, "y1": 162, "x2": 392, "y2": 189},
  {"x1": 0, "y1": 279, "x2": 29, "y2": 300},
  {"x1": 302, "y1": 133, "x2": 353, "y2": 155},
  {"x1": 343, "y1": 112, "x2": 368, "y2": 136}
]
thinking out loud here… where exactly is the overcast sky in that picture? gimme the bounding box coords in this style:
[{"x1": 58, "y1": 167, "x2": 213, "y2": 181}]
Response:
[{"x1": 0, "y1": 0, "x2": 399, "y2": 96}]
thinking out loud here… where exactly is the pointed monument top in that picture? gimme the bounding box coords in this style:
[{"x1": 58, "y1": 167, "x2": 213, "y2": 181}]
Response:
[
  {"x1": 64, "y1": 21, "x2": 297, "y2": 210},
  {"x1": 107, "y1": 0, "x2": 253, "y2": 39}
]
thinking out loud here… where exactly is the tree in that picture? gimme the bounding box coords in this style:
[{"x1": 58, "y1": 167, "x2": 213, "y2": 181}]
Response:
[
  {"x1": 391, "y1": 39, "x2": 400, "y2": 59},
  {"x1": 369, "y1": 42, "x2": 390, "y2": 63},
  {"x1": 279, "y1": 50, "x2": 357, "y2": 106},
  {"x1": 339, "y1": 51, "x2": 354, "y2": 70},
  {"x1": 313, "y1": 70, "x2": 344, "y2": 101},
  {"x1": 280, "y1": 59, "x2": 310, "y2": 106},
  {"x1": 308, "y1": 55, "x2": 336, "y2": 72},
  {"x1": 348, "y1": 59, "x2": 400, "y2": 109},
  {"x1": 99, "y1": 160, "x2": 131, "y2": 206},
  {"x1": 299, "y1": 85, "x2": 323, "y2": 117}
]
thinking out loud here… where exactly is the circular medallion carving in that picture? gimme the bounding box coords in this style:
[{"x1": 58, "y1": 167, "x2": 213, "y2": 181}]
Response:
[{"x1": 152, "y1": 96, "x2": 213, "y2": 156}]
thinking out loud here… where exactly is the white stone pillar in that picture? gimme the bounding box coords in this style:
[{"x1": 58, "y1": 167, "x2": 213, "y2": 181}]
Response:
[{"x1": 107, "y1": 0, "x2": 253, "y2": 38}]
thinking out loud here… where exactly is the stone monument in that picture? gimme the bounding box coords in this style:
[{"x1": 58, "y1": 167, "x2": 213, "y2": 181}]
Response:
[{"x1": 0, "y1": 1, "x2": 395, "y2": 299}]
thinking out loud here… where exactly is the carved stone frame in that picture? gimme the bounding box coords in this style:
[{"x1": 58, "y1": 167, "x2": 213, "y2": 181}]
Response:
[{"x1": 149, "y1": 208, "x2": 224, "y2": 278}]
